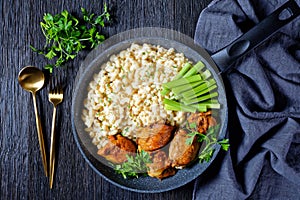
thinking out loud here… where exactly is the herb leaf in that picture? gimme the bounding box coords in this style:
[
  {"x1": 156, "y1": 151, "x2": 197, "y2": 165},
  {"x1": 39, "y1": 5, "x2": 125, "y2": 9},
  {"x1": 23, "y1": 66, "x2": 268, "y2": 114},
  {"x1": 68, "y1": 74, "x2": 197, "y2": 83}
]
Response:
[
  {"x1": 218, "y1": 138, "x2": 230, "y2": 151},
  {"x1": 185, "y1": 123, "x2": 230, "y2": 163},
  {"x1": 186, "y1": 132, "x2": 196, "y2": 145},
  {"x1": 113, "y1": 150, "x2": 152, "y2": 179},
  {"x1": 31, "y1": 3, "x2": 110, "y2": 73}
]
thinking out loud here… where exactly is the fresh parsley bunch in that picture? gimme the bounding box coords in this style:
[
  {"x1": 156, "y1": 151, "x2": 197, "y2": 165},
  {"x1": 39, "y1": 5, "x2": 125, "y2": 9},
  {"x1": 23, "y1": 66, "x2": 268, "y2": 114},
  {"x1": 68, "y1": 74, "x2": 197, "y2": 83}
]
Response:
[{"x1": 31, "y1": 3, "x2": 110, "y2": 73}]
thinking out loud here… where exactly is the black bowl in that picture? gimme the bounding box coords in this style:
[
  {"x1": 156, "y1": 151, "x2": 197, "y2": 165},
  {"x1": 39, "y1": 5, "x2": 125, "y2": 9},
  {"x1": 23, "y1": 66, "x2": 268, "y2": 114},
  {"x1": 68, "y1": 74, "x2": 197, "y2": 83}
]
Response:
[{"x1": 71, "y1": 27, "x2": 228, "y2": 193}]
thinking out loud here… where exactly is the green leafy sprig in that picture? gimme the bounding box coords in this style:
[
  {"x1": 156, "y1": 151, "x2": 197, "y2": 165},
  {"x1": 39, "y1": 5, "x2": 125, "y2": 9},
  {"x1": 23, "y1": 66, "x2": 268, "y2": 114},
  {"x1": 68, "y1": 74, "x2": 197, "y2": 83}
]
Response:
[
  {"x1": 113, "y1": 150, "x2": 152, "y2": 179},
  {"x1": 186, "y1": 124, "x2": 230, "y2": 163},
  {"x1": 30, "y1": 3, "x2": 110, "y2": 73}
]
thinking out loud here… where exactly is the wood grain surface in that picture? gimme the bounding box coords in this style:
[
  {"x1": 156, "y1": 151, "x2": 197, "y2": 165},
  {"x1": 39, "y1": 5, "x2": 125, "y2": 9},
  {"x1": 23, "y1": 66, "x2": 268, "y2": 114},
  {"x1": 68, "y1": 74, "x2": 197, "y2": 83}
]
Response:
[{"x1": 0, "y1": 0, "x2": 212, "y2": 199}]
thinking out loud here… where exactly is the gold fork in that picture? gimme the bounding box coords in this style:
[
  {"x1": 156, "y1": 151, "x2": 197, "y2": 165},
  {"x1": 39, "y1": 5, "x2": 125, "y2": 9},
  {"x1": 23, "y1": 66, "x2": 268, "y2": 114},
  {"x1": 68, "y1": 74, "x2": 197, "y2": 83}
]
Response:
[{"x1": 48, "y1": 76, "x2": 63, "y2": 189}]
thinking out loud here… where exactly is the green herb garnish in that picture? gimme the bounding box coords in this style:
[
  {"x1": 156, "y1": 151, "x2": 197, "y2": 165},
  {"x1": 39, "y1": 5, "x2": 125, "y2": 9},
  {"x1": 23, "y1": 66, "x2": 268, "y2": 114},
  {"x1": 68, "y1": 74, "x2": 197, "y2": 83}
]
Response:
[
  {"x1": 114, "y1": 150, "x2": 152, "y2": 179},
  {"x1": 30, "y1": 3, "x2": 110, "y2": 73},
  {"x1": 218, "y1": 138, "x2": 230, "y2": 151},
  {"x1": 185, "y1": 124, "x2": 230, "y2": 163}
]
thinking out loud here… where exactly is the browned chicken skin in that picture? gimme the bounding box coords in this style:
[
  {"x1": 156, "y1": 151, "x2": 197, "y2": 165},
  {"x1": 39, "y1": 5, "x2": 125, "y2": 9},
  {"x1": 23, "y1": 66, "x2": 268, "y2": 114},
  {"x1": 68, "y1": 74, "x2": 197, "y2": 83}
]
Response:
[
  {"x1": 97, "y1": 134, "x2": 137, "y2": 164},
  {"x1": 98, "y1": 110, "x2": 218, "y2": 178},
  {"x1": 136, "y1": 122, "x2": 175, "y2": 151},
  {"x1": 187, "y1": 111, "x2": 217, "y2": 134},
  {"x1": 147, "y1": 150, "x2": 176, "y2": 179},
  {"x1": 169, "y1": 111, "x2": 217, "y2": 168},
  {"x1": 169, "y1": 129, "x2": 200, "y2": 168}
]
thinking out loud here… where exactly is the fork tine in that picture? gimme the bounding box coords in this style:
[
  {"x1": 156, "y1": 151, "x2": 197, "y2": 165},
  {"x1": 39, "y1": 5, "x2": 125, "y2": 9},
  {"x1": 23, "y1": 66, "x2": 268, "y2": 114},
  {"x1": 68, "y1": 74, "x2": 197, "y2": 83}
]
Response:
[{"x1": 49, "y1": 71, "x2": 64, "y2": 94}]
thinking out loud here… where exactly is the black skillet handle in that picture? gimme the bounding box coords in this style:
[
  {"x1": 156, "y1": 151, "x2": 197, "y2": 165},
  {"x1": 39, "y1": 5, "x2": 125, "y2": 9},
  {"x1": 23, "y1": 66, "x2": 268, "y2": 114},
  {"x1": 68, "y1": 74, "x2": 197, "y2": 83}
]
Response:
[{"x1": 211, "y1": 0, "x2": 300, "y2": 73}]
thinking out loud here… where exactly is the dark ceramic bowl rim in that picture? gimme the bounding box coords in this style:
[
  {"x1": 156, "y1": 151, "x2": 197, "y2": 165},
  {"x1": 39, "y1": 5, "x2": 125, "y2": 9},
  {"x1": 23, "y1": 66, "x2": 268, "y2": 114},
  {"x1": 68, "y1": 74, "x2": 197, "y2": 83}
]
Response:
[{"x1": 71, "y1": 27, "x2": 228, "y2": 193}]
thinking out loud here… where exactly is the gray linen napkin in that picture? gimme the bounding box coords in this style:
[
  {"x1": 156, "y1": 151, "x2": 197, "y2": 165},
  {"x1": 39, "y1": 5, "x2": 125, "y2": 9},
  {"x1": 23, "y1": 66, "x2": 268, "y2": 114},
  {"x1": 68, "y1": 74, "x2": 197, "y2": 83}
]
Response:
[{"x1": 193, "y1": 0, "x2": 300, "y2": 199}]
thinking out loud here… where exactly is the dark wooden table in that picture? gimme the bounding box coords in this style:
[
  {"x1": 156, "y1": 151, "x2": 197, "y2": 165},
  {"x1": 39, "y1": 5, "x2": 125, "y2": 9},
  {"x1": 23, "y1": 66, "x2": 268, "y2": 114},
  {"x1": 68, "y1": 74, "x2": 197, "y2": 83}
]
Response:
[{"x1": 1, "y1": 0, "x2": 213, "y2": 199}]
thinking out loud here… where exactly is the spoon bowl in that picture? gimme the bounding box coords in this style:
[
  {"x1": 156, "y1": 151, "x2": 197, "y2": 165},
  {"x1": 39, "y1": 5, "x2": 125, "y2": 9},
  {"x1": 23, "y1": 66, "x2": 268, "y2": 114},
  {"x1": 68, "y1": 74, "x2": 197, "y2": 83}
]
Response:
[
  {"x1": 18, "y1": 66, "x2": 48, "y2": 177},
  {"x1": 18, "y1": 66, "x2": 45, "y2": 93}
]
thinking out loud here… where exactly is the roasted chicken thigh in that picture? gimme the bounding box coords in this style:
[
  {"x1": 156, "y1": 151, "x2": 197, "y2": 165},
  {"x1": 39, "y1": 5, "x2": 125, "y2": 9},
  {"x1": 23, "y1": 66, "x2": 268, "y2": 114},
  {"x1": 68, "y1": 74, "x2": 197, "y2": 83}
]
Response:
[
  {"x1": 136, "y1": 122, "x2": 175, "y2": 151},
  {"x1": 187, "y1": 111, "x2": 217, "y2": 133},
  {"x1": 97, "y1": 134, "x2": 137, "y2": 164},
  {"x1": 169, "y1": 111, "x2": 217, "y2": 168},
  {"x1": 147, "y1": 150, "x2": 176, "y2": 179},
  {"x1": 169, "y1": 129, "x2": 200, "y2": 168}
]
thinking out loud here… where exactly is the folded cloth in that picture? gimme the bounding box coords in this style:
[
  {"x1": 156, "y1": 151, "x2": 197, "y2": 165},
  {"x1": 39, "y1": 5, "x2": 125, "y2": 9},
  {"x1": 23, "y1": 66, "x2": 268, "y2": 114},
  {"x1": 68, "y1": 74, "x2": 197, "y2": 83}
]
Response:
[{"x1": 193, "y1": 0, "x2": 300, "y2": 199}]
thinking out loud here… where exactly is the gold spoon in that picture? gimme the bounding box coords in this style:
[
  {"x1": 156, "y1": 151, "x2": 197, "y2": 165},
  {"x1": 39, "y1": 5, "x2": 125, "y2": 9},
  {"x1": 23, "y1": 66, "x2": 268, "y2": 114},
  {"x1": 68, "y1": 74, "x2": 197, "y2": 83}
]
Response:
[{"x1": 18, "y1": 66, "x2": 48, "y2": 177}]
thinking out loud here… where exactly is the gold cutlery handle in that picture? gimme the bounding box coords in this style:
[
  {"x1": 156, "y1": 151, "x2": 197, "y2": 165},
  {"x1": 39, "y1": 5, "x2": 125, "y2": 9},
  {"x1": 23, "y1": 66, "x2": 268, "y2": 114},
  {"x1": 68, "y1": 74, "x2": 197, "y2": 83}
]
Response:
[
  {"x1": 32, "y1": 92, "x2": 48, "y2": 177},
  {"x1": 49, "y1": 106, "x2": 57, "y2": 189}
]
